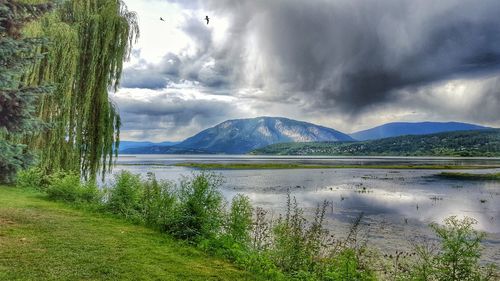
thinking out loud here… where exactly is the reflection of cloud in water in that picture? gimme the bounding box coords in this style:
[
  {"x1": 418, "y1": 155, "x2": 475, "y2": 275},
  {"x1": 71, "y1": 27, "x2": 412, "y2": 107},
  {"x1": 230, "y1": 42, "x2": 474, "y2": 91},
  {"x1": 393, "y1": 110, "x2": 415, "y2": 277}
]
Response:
[
  {"x1": 110, "y1": 157, "x2": 500, "y2": 264},
  {"x1": 226, "y1": 184, "x2": 500, "y2": 233}
]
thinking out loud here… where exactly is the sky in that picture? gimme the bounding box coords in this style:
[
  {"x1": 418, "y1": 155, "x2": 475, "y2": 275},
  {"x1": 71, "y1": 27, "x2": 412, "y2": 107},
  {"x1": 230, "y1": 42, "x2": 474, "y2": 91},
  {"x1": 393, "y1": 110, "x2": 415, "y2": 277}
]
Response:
[{"x1": 115, "y1": 0, "x2": 500, "y2": 142}]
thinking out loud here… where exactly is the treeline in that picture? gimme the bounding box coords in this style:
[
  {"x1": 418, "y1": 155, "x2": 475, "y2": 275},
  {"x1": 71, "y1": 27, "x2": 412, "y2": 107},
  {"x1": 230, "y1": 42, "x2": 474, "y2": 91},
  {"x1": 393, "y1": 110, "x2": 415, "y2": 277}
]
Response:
[
  {"x1": 17, "y1": 169, "x2": 499, "y2": 280},
  {"x1": 252, "y1": 130, "x2": 500, "y2": 157}
]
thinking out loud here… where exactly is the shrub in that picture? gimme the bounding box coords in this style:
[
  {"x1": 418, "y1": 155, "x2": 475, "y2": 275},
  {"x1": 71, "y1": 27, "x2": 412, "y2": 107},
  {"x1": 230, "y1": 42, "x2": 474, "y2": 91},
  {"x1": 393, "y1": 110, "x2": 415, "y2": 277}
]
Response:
[
  {"x1": 267, "y1": 193, "x2": 376, "y2": 280},
  {"x1": 106, "y1": 171, "x2": 143, "y2": 221},
  {"x1": 431, "y1": 216, "x2": 487, "y2": 281},
  {"x1": 16, "y1": 167, "x2": 46, "y2": 190},
  {"x1": 227, "y1": 194, "x2": 253, "y2": 246},
  {"x1": 169, "y1": 172, "x2": 224, "y2": 241},
  {"x1": 45, "y1": 171, "x2": 101, "y2": 204},
  {"x1": 271, "y1": 194, "x2": 329, "y2": 275},
  {"x1": 140, "y1": 172, "x2": 176, "y2": 230},
  {"x1": 252, "y1": 207, "x2": 272, "y2": 251},
  {"x1": 398, "y1": 216, "x2": 499, "y2": 281},
  {"x1": 323, "y1": 249, "x2": 377, "y2": 281}
]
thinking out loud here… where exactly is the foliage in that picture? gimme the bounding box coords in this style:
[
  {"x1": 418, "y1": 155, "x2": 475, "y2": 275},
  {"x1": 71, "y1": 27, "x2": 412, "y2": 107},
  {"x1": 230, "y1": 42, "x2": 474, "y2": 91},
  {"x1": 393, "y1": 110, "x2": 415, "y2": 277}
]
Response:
[
  {"x1": 431, "y1": 216, "x2": 486, "y2": 281},
  {"x1": 171, "y1": 173, "x2": 225, "y2": 241},
  {"x1": 140, "y1": 172, "x2": 176, "y2": 230},
  {"x1": 0, "y1": 140, "x2": 34, "y2": 183},
  {"x1": 45, "y1": 170, "x2": 101, "y2": 203},
  {"x1": 0, "y1": 187, "x2": 263, "y2": 281},
  {"x1": 227, "y1": 194, "x2": 254, "y2": 246},
  {"x1": 0, "y1": 0, "x2": 51, "y2": 183},
  {"x1": 106, "y1": 170, "x2": 143, "y2": 221},
  {"x1": 21, "y1": 0, "x2": 139, "y2": 180},
  {"x1": 21, "y1": 170, "x2": 499, "y2": 281},
  {"x1": 388, "y1": 217, "x2": 499, "y2": 281},
  {"x1": 252, "y1": 129, "x2": 500, "y2": 157},
  {"x1": 269, "y1": 194, "x2": 376, "y2": 280},
  {"x1": 16, "y1": 166, "x2": 45, "y2": 189},
  {"x1": 323, "y1": 249, "x2": 377, "y2": 281}
]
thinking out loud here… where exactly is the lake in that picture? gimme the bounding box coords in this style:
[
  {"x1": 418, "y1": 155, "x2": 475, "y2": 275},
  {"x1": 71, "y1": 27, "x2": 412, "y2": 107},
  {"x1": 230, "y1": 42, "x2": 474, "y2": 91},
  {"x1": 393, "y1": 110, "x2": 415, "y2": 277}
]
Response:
[{"x1": 113, "y1": 155, "x2": 500, "y2": 264}]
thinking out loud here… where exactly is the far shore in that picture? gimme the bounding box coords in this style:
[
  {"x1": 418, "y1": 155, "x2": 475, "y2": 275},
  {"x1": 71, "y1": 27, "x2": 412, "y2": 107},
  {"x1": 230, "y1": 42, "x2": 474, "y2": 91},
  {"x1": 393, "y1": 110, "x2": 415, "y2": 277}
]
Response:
[{"x1": 116, "y1": 162, "x2": 500, "y2": 170}]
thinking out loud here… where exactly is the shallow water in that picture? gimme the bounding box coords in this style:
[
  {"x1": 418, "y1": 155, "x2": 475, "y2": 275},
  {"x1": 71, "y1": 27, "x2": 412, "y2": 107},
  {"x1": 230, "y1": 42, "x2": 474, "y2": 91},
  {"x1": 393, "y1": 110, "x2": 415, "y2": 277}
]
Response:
[{"x1": 113, "y1": 155, "x2": 500, "y2": 264}]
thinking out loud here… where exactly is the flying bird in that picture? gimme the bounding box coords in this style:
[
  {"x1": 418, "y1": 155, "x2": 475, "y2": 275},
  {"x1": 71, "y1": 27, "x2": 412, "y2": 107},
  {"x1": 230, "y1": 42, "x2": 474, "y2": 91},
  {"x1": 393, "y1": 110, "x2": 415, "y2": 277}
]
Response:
[
  {"x1": 160, "y1": 17, "x2": 165, "y2": 22},
  {"x1": 205, "y1": 15, "x2": 209, "y2": 25}
]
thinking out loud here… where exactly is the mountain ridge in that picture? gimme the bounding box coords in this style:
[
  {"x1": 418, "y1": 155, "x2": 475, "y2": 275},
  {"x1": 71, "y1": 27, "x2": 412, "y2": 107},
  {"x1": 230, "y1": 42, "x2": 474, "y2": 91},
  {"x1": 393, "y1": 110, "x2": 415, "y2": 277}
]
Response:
[
  {"x1": 118, "y1": 141, "x2": 179, "y2": 153},
  {"x1": 252, "y1": 129, "x2": 500, "y2": 157},
  {"x1": 350, "y1": 121, "x2": 490, "y2": 141},
  {"x1": 174, "y1": 116, "x2": 354, "y2": 154},
  {"x1": 119, "y1": 118, "x2": 494, "y2": 154},
  {"x1": 121, "y1": 116, "x2": 354, "y2": 154}
]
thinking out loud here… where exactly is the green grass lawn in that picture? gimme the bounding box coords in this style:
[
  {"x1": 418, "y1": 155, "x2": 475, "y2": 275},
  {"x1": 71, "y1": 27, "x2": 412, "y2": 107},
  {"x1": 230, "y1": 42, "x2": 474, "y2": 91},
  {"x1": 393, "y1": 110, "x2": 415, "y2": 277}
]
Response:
[{"x1": 0, "y1": 186, "x2": 262, "y2": 281}]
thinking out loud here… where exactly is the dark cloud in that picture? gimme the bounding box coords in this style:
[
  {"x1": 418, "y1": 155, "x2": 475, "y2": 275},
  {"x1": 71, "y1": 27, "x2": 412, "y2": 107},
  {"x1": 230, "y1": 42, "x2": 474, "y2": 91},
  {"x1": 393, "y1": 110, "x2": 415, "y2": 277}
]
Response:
[
  {"x1": 118, "y1": 0, "x2": 500, "y2": 141},
  {"x1": 112, "y1": 91, "x2": 241, "y2": 140},
  {"x1": 400, "y1": 76, "x2": 500, "y2": 125},
  {"x1": 201, "y1": 0, "x2": 500, "y2": 113}
]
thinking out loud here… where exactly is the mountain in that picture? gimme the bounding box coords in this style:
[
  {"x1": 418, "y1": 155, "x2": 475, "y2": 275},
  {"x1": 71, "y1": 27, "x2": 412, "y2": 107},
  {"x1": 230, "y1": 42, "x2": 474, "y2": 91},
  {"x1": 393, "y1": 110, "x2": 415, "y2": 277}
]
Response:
[
  {"x1": 252, "y1": 129, "x2": 500, "y2": 157},
  {"x1": 118, "y1": 141, "x2": 179, "y2": 153},
  {"x1": 173, "y1": 117, "x2": 354, "y2": 154},
  {"x1": 350, "y1": 122, "x2": 490, "y2": 141}
]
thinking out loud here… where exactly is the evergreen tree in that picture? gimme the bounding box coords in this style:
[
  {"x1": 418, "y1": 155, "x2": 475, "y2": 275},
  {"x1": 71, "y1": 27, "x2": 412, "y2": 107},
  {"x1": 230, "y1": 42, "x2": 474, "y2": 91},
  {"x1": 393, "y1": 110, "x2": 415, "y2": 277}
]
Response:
[{"x1": 0, "y1": 1, "x2": 51, "y2": 183}]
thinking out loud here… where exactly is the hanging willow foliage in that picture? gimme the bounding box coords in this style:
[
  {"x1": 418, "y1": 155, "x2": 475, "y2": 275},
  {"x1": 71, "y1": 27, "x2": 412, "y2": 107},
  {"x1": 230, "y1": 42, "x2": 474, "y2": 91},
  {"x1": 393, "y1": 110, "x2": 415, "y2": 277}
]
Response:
[{"x1": 23, "y1": 0, "x2": 139, "y2": 180}]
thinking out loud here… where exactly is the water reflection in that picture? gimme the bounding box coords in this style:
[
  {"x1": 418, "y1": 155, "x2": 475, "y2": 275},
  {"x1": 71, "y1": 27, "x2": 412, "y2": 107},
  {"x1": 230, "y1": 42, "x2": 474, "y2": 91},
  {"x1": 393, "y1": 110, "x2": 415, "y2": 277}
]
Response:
[{"x1": 110, "y1": 155, "x2": 500, "y2": 263}]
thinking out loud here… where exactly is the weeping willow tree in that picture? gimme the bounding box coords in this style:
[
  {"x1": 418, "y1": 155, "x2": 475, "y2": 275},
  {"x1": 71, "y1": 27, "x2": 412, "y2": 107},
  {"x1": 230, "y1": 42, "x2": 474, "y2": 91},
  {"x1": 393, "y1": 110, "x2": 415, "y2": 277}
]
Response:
[{"x1": 23, "y1": 0, "x2": 138, "y2": 180}]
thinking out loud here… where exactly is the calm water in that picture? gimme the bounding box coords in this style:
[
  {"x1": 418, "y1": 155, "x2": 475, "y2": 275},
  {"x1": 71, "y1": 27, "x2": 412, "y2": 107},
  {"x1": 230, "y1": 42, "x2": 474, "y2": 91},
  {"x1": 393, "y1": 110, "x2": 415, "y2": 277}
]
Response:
[{"x1": 114, "y1": 155, "x2": 500, "y2": 264}]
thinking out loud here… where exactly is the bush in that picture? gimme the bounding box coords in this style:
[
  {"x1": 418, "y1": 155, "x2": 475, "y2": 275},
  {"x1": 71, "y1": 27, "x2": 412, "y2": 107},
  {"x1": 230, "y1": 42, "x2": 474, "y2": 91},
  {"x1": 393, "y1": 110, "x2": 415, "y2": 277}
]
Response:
[
  {"x1": 227, "y1": 194, "x2": 253, "y2": 246},
  {"x1": 16, "y1": 167, "x2": 46, "y2": 190},
  {"x1": 169, "y1": 172, "x2": 224, "y2": 241},
  {"x1": 271, "y1": 194, "x2": 329, "y2": 275},
  {"x1": 323, "y1": 249, "x2": 377, "y2": 281},
  {"x1": 140, "y1": 172, "x2": 176, "y2": 230},
  {"x1": 395, "y1": 216, "x2": 499, "y2": 281},
  {"x1": 45, "y1": 171, "x2": 101, "y2": 204},
  {"x1": 431, "y1": 216, "x2": 489, "y2": 281},
  {"x1": 106, "y1": 171, "x2": 143, "y2": 221}
]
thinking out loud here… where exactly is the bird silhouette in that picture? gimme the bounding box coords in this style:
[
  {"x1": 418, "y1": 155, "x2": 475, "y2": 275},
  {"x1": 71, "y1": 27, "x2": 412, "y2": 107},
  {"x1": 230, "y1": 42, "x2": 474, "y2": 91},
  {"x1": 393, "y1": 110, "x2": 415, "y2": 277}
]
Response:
[
  {"x1": 160, "y1": 17, "x2": 165, "y2": 22},
  {"x1": 205, "y1": 16, "x2": 209, "y2": 25}
]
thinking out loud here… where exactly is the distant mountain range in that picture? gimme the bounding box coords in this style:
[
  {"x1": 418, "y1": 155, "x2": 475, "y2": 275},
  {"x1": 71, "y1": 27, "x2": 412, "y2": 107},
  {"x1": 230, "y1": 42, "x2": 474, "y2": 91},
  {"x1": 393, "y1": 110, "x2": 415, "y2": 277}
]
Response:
[
  {"x1": 349, "y1": 122, "x2": 490, "y2": 141},
  {"x1": 252, "y1": 129, "x2": 500, "y2": 157},
  {"x1": 118, "y1": 141, "x2": 179, "y2": 153},
  {"x1": 119, "y1": 117, "x2": 494, "y2": 155}
]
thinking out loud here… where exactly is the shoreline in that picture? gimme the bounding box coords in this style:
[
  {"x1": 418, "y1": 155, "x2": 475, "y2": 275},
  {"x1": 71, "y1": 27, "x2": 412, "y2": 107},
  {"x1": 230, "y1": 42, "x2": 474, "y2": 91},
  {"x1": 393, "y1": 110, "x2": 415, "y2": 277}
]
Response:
[{"x1": 115, "y1": 162, "x2": 500, "y2": 170}]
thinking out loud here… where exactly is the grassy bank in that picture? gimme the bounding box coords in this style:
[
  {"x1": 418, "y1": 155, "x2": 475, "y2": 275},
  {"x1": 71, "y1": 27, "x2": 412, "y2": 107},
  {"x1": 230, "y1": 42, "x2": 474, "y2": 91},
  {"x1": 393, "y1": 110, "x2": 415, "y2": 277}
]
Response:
[
  {"x1": 0, "y1": 186, "x2": 262, "y2": 281},
  {"x1": 174, "y1": 162, "x2": 499, "y2": 170},
  {"x1": 437, "y1": 172, "x2": 500, "y2": 181}
]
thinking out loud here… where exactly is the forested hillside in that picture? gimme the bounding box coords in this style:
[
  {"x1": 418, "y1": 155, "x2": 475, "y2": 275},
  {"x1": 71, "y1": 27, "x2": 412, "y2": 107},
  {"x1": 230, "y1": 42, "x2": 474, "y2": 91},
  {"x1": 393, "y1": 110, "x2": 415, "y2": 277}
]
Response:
[{"x1": 252, "y1": 130, "x2": 500, "y2": 157}]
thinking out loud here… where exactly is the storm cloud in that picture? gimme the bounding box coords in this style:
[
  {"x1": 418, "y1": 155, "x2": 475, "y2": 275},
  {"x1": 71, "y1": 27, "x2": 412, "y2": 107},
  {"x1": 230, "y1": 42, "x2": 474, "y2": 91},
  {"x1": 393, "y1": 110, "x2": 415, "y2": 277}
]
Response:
[
  {"x1": 197, "y1": 0, "x2": 500, "y2": 113},
  {"x1": 117, "y1": 0, "x2": 500, "y2": 140},
  {"x1": 112, "y1": 89, "x2": 244, "y2": 140}
]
